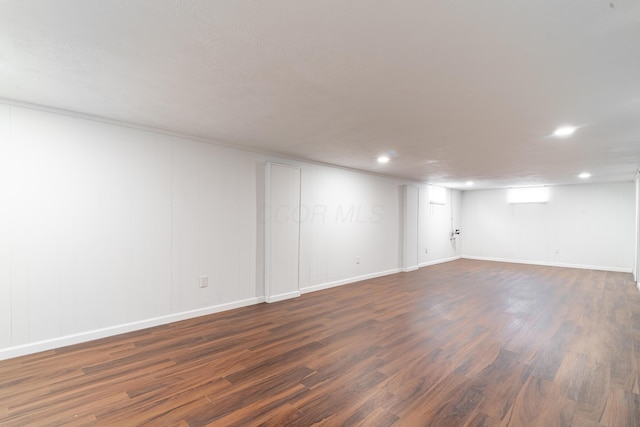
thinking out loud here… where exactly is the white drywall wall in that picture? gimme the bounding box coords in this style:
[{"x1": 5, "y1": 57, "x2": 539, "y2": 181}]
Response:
[{"x1": 461, "y1": 183, "x2": 635, "y2": 271}]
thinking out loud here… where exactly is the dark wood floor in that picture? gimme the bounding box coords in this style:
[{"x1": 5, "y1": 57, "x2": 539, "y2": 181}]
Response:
[{"x1": 1, "y1": 259, "x2": 639, "y2": 426}]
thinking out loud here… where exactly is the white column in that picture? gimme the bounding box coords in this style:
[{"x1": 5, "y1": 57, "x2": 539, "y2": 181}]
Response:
[
  {"x1": 265, "y1": 163, "x2": 302, "y2": 302},
  {"x1": 403, "y1": 185, "x2": 420, "y2": 272},
  {"x1": 635, "y1": 171, "x2": 640, "y2": 289}
]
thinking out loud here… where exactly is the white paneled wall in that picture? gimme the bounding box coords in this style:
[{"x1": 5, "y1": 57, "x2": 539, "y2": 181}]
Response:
[
  {"x1": 5, "y1": 108, "x2": 173, "y2": 346},
  {"x1": 0, "y1": 107, "x2": 269, "y2": 358},
  {"x1": 0, "y1": 105, "x2": 10, "y2": 348},
  {"x1": 0, "y1": 103, "x2": 415, "y2": 359},
  {"x1": 171, "y1": 137, "x2": 222, "y2": 312},
  {"x1": 418, "y1": 186, "x2": 462, "y2": 266},
  {"x1": 298, "y1": 165, "x2": 402, "y2": 293},
  {"x1": 170, "y1": 138, "x2": 262, "y2": 311},
  {"x1": 462, "y1": 183, "x2": 635, "y2": 271}
]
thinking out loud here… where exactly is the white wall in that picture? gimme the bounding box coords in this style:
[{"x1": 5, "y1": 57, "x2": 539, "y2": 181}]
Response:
[
  {"x1": 170, "y1": 136, "x2": 261, "y2": 312},
  {"x1": 462, "y1": 183, "x2": 635, "y2": 272},
  {"x1": 635, "y1": 171, "x2": 639, "y2": 286},
  {"x1": 418, "y1": 186, "x2": 462, "y2": 266},
  {"x1": 5, "y1": 101, "x2": 633, "y2": 360},
  {"x1": 298, "y1": 165, "x2": 403, "y2": 293},
  {"x1": 2, "y1": 107, "x2": 175, "y2": 348},
  {"x1": 0, "y1": 104, "x2": 11, "y2": 348},
  {"x1": 0, "y1": 103, "x2": 421, "y2": 359}
]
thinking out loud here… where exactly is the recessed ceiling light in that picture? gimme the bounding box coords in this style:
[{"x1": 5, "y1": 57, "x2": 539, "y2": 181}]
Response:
[
  {"x1": 578, "y1": 172, "x2": 591, "y2": 179},
  {"x1": 553, "y1": 126, "x2": 577, "y2": 137},
  {"x1": 465, "y1": 181, "x2": 474, "y2": 186},
  {"x1": 377, "y1": 155, "x2": 390, "y2": 164}
]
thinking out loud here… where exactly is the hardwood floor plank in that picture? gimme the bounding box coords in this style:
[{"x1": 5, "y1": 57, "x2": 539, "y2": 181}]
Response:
[
  {"x1": 188, "y1": 365, "x2": 315, "y2": 425},
  {"x1": 394, "y1": 371, "x2": 476, "y2": 425},
  {"x1": 573, "y1": 353, "x2": 611, "y2": 422},
  {"x1": 599, "y1": 388, "x2": 640, "y2": 427},
  {"x1": 501, "y1": 376, "x2": 576, "y2": 427},
  {"x1": 95, "y1": 380, "x2": 229, "y2": 424},
  {"x1": 471, "y1": 357, "x2": 533, "y2": 421},
  {"x1": 0, "y1": 259, "x2": 638, "y2": 425},
  {"x1": 464, "y1": 412, "x2": 501, "y2": 427}
]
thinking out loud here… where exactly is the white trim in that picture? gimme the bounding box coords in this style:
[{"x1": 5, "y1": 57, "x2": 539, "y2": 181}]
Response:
[
  {"x1": 266, "y1": 291, "x2": 301, "y2": 303},
  {"x1": 0, "y1": 297, "x2": 264, "y2": 361},
  {"x1": 300, "y1": 268, "x2": 401, "y2": 294},
  {"x1": 264, "y1": 162, "x2": 272, "y2": 300},
  {"x1": 419, "y1": 255, "x2": 462, "y2": 268},
  {"x1": 301, "y1": 259, "x2": 463, "y2": 294},
  {"x1": 403, "y1": 266, "x2": 419, "y2": 272},
  {"x1": 462, "y1": 255, "x2": 633, "y2": 273}
]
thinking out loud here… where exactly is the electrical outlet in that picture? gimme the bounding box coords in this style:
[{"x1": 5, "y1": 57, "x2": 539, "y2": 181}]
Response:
[
  {"x1": 425, "y1": 248, "x2": 428, "y2": 254},
  {"x1": 554, "y1": 248, "x2": 559, "y2": 254},
  {"x1": 356, "y1": 256, "x2": 360, "y2": 264},
  {"x1": 199, "y1": 276, "x2": 208, "y2": 288}
]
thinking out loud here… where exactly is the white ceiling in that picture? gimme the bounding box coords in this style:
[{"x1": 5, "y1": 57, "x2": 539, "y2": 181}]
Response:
[{"x1": 1, "y1": 0, "x2": 639, "y2": 188}]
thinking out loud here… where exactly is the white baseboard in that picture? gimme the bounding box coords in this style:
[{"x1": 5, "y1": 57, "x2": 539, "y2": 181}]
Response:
[
  {"x1": 300, "y1": 268, "x2": 401, "y2": 294},
  {"x1": 0, "y1": 296, "x2": 265, "y2": 361},
  {"x1": 266, "y1": 291, "x2": 301, "y2": 303},
  {"x1": 300, "y1": 259, "x2": 464, "y2": 295},
  {"x1": 419, "y1": 255, "x2": 462, "y2": 268},
  {"x1": 461, "y1": 255, "x2": 633, "y2": 273}
]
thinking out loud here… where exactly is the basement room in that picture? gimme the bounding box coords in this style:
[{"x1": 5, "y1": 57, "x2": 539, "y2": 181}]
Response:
[{"x1": 1, "y1": 1, "x2": 640, "y2": 425}]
